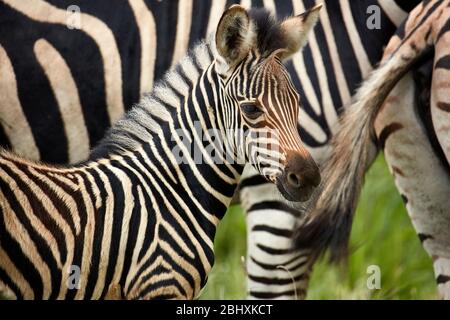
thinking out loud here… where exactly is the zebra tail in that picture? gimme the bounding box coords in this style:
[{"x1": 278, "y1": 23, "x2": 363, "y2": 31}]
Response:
[{"x1": 294, "y1": 0, "x2": 445, "y2": 263}]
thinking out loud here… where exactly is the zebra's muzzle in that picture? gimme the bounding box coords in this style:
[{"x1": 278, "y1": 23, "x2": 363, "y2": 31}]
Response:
[{"x1": 276, "y1": 152, "x2": 321, "y2": 202}]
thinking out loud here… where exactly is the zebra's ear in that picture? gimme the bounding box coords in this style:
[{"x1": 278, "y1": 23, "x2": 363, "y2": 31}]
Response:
[
  {"x1": 215, "y1": 5, "x2": 255, "y2": 67},
  {"x1": 278, "y1": 4, "x2": 322, "y2": 60}
]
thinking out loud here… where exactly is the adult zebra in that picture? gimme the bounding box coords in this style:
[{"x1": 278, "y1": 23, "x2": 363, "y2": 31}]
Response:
[
  {"x1": 0, "y1": 0, "x2": 432, "y2": 299},
  {"x1": 0, "y1": 5, "x2": 322, "y2": 299},
  {"x1": 296, "y1": 0, "x2": 450, "y2": 299}
]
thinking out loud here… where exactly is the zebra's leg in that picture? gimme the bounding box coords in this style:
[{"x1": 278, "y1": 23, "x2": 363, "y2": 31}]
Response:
[
  {"x1": 241, "y1": 165, "x2": 313, "y2": 300},
  {"x1": 374, "y1": 71, "x2": 450, "y2": 299}
]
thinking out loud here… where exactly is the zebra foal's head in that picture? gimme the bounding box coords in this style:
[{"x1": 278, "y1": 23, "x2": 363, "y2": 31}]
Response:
[{"x1": 214, "y1": 5, "x2": 322, "y2": 202}]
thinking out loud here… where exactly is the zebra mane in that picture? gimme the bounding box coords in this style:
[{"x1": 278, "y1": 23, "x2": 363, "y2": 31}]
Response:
[
  {"x1": 89, "y1": 39, "x2": 215, "y2": 161},
  {"x1": 89, "y1": 8, "x2": 287, "y2": 161}
]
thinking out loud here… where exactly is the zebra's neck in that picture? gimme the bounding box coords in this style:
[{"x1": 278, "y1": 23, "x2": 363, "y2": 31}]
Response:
[
  {"x1": 86, "y1": 40, "x2": 245, "y2": 298},
  {"x1": 90, "y1": 39, "x2": 243, "y2": 221}
]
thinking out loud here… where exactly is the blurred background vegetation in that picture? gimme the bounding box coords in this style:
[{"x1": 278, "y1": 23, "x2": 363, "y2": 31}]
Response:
[{"x1": 200, "y1": 155, "x2": 438, "y2": 299}]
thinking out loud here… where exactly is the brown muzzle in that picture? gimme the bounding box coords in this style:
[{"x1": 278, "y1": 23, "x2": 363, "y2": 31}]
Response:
[{"x1": 277, "y1": 151, "x2": 321, "y2": 202}]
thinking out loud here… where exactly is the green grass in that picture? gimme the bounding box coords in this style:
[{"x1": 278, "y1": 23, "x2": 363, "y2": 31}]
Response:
[
  {"x1": 200, "y1": 155, "x2": 438, "y2": 299},
  {"x1": 199, "y1": 205, "x2": 247, "y2": 299}
]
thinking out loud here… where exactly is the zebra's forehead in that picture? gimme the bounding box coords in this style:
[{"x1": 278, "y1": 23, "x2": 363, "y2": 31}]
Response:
[{"x1": 249, "y1": 56, "x2": 298, "y2": 99}]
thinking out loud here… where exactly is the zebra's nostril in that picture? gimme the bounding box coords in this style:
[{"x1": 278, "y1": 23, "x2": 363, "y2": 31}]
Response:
[{"x1": 287, "y1": 172, "x2": 302, "y2": 189}]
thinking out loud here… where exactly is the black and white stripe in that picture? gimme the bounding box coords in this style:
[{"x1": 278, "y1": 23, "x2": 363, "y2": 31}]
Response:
[
  {"x1": 0, "y1": 6, "x2": 321, "y2": 299},
  {"x1": 2, "y1": 0, "x2": 441, "y2": 300}
]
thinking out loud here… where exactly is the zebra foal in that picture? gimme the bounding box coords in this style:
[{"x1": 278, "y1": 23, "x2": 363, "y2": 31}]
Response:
[{"x1": 0, "y1": 5, "x2": 321, "y2": 299}]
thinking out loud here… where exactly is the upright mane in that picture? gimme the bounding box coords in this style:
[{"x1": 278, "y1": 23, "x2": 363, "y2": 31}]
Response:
[
  {"x1": 88, "y1": 40, "x2": 214, "y2": 161},
  {"x1": 88, "y1": 8, "x2": 290, "y2": 161}
]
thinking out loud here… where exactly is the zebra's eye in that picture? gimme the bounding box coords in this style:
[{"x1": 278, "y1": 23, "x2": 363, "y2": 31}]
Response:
[{"x1": 240, "y1": 102, "x2": 263, "y2": 119}]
